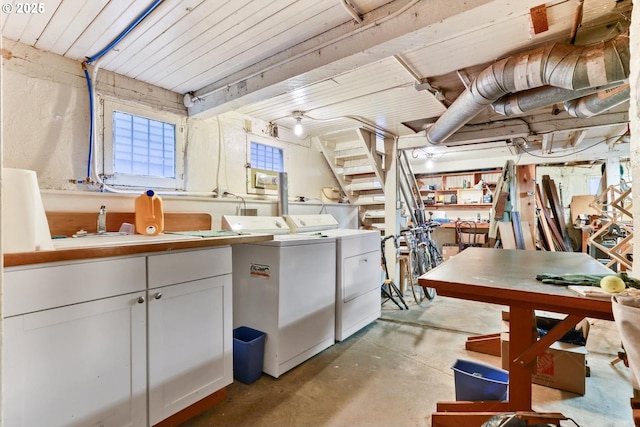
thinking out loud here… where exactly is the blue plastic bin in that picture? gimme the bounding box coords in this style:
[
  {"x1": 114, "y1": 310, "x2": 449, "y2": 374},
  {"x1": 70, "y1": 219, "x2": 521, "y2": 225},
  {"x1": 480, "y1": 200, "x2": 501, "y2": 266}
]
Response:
[
  {"x1": 233, "y1": 326, "x2": 266, "y2": 384},
  {"x1": 451, "y1": 359, "x2": 509, "y2": 401}
]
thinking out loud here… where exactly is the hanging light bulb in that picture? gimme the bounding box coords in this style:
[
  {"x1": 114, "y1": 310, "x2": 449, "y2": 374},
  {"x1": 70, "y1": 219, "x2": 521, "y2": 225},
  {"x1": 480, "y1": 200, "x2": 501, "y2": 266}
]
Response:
[
  {"x1": 292, "y1": 111, "x2": 304, "y2": 137},
  {"x1": 425, "y1": 153, "x2": 435, "y2": 170},
  {"x1": 294, "y1": 116, "x2": 304, "y2": 137}
]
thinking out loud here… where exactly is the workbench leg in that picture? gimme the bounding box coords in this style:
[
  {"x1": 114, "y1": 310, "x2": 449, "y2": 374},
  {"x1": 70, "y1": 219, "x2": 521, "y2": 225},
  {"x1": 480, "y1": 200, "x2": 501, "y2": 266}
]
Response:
[{"x1": 508, "y1": 306, "x2": 537, "y2": 411}]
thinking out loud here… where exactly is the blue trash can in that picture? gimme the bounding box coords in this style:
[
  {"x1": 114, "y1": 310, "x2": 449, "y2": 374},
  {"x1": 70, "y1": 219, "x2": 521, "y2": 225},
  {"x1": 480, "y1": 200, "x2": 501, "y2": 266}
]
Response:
[
  {"x1": 451, "y1": 359, "x2": 509, "y2": 401},
  {"x1": 233, "y1": 327, "x2": 266, "y2": 384}
]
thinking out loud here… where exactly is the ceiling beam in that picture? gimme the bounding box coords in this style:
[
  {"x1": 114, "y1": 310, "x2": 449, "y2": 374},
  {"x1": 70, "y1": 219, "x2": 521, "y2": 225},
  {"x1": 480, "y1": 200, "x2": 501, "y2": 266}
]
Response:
[
  {"x1": 187, "y1": 0, "x2": 548, "y2": 118},
  {"x1": 398, "y1": 109, "x2": 629, "y2": 150},
  {"x1": 542, "y1": 133, "x2": 554, "y2": 154},
  {"x1": 410, "y1": 141, "x2": 630, "y2": 175},
  {"x1": 564, "y1": 130, "x2": 587, "y2": 149}
]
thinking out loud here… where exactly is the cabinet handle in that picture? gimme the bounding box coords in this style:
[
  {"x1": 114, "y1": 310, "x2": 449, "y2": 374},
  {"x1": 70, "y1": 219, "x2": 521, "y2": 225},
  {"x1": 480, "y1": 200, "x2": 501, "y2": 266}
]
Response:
[
  {"x1": 137, "y1": 296, "x2": 145, "y2": 304},
  {"x1": 154, "y1": 292, "x2": 162, "y2": 300}
]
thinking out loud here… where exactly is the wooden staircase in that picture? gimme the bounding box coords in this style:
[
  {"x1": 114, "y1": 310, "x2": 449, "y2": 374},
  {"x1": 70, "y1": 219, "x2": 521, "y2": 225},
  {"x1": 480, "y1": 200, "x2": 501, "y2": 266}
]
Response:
[{"x1": 314, "y1": 128, "x2": 391, "y2": 231}]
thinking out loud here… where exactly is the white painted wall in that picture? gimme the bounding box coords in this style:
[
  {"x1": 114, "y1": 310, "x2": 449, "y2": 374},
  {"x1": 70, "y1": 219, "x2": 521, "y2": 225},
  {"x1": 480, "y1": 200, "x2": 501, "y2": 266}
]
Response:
[{"x1": 2, "y1": 38, "x2": 338, "y2": 204}]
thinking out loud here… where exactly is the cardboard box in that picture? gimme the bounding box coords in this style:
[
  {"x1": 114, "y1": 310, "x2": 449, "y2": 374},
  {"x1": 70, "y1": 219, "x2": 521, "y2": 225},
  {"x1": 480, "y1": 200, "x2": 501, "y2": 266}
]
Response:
[
  {"x1": 501, "y1": 332, "x2": 588, "y2": 395},
  {"x1": 441, "y1": 245, "x2": 459, "y2": 261}
]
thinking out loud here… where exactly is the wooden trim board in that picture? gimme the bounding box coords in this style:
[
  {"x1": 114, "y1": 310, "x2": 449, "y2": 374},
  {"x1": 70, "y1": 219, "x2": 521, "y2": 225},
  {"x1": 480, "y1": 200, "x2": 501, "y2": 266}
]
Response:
[{"x1": 47, "y1": 211, "x2": 212, "y2": 237}]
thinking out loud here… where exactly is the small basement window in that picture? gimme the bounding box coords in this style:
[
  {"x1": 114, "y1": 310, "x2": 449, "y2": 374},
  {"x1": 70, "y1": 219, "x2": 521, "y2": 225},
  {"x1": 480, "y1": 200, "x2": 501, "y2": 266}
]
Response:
[
  {"x1": 247, "y1": 138, "x2": 285, "y2": 195},
  {"x1": 250, "y1": 141, "x2": 284, "y2": 172},
  {"x1": 102, "y1": 99, "x2": 184, "y2": 189}
]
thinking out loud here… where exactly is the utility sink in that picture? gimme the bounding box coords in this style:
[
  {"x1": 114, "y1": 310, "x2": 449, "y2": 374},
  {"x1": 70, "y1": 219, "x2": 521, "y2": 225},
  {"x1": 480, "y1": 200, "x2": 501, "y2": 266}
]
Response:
[{"x1": 52, "y1": 233, "x2": 203, "y2": 250}]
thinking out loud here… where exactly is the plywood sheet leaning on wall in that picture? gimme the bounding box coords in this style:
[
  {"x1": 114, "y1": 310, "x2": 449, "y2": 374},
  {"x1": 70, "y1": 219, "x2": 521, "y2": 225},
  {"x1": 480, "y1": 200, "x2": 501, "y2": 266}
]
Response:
[
  {"x1": 541, "y1": 175, "x2": 573, "y2": 250},
  {"x1": 535, "y1": 184, "x2": 571, "y2": 252},
  {"x1": 570, "y1": 195, "x2": 599, "y2": 225}
]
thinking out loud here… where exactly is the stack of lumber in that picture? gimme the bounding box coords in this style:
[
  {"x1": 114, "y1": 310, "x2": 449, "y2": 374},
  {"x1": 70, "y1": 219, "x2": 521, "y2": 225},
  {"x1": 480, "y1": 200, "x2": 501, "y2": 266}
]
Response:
[{"x1": 536, "y1": 175, "x2": 572, "y2": 251}]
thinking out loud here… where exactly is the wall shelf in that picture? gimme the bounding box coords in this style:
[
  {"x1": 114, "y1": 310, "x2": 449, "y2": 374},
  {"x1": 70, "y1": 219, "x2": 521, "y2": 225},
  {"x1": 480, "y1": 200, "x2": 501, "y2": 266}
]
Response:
[
  {"x1": 424, "y1": 203, "x2": 492, "y2": 210},
  {"x1": 417, "y1": 169, "x2": 501, "y2": 208}
]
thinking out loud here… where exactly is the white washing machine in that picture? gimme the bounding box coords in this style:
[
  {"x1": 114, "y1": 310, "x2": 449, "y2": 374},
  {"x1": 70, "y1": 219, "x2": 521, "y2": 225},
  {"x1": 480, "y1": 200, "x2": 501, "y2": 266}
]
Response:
[
  {"x1": 285, "y1": 214, "x2": 381, "y2": 341},
  {"x1": 221, "y1": 215, "x2": 336, "y2": 378}
]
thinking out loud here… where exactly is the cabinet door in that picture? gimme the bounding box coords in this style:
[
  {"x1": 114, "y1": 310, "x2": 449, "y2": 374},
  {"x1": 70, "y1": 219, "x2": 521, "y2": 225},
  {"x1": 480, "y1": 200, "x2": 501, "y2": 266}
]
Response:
[
  {"x1": 3, "y1": 292, "x2": 147, "y2": 427},
  {"x1": 148, "y1": 274, "x2": 232, "y2": 425}
]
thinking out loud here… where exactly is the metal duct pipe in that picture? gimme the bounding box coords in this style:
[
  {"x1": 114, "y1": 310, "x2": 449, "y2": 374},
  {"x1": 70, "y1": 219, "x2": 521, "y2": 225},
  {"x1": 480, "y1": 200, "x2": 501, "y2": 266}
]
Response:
[
  {"x1": 491, "y1": 82, "x2": 621, "y2": 115},
  {"x1": 426, "y1": 33, "x2": 629, "y2": 144},
  {"x1": 563, "y1": 84, "x2": 630, "y2": 118}
]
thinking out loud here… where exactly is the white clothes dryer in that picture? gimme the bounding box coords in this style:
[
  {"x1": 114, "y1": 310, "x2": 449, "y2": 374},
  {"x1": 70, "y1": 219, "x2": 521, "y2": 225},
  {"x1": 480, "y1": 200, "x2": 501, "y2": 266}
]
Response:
[
  {"x1": 221, "y1": 215, "x2": 336, "y2": 378},
  {"x1": 284, "y1": 214, "x2": 381, "y2": 341}
]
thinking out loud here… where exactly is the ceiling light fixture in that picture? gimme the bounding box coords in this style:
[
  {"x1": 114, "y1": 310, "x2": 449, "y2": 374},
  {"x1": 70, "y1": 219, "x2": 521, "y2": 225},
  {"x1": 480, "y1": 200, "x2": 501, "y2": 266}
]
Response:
[
  {"x1": 183, "y1": 92, "x2": 199, "y2": 108},
  {"x1": 425, "y1": 153, "x2": 435, "y2": 170},
  {"x1": 292, "y1": 111, "x2": 305, "y2": 137}
]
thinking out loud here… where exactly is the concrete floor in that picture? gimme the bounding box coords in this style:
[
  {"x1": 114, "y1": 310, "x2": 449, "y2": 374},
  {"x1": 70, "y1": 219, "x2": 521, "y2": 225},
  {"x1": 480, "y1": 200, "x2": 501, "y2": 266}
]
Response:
[{"x1": 181, "y1": 294, "x2": 636, "y2": 427}]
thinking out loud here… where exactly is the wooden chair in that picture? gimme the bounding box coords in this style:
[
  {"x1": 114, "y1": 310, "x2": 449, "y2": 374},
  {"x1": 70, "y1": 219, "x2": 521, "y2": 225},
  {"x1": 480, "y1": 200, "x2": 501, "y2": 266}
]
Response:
[{"x1": 456, "y1": 221, "x2": 485, "y2": 251}]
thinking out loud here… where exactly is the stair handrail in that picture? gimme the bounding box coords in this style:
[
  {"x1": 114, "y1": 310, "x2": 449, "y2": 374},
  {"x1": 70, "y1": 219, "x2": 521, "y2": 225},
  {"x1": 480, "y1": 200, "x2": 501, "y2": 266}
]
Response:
[{"x1": 398, "y1": 150, "x2": 424, "y2": 224}]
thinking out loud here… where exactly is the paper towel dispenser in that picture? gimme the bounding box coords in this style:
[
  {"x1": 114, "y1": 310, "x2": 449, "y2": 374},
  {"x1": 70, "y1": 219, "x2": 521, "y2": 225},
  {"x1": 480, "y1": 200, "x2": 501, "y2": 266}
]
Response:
[{"x1": 2, "y1": 168, "x2": 54, "y2": 253}]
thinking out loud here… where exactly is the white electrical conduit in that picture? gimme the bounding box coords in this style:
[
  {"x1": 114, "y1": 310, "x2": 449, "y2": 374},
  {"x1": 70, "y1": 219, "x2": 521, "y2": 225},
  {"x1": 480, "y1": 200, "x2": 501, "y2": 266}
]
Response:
[{"x1": 426, "y1": 32, "x2": 630, "y2": 145}]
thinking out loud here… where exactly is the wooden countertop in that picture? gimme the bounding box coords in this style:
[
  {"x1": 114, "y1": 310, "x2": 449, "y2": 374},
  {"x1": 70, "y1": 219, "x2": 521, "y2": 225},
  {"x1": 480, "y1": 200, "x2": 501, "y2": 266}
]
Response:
[{"x1": 4, "y1": 233, "x2": 274, "y2": 267}]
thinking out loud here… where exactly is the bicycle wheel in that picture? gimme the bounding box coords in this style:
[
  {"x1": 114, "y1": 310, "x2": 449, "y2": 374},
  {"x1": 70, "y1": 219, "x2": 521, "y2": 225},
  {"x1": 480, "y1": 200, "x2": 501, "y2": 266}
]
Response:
[
  {"x1": 410, "y1": 246, "x2": 430, "y2": 306},
  {"x1": 420, "y1": 247, "x2": 437, "y2": 301},
  {"x1": 420, "y1": 241, "x2": 444, "y2": 301},
  {"x1": 422, "y1": 282, "x2": 437, "y2": 301},
  {"x1": 428, "y1": 240, "x2": 444, "y2": 268}
]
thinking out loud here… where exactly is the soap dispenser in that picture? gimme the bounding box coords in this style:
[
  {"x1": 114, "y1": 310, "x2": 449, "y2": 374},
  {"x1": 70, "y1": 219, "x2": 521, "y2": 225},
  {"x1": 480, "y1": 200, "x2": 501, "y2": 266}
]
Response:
[{"x1": 97, "y1": 205, "x2": 107, "y2": 234}]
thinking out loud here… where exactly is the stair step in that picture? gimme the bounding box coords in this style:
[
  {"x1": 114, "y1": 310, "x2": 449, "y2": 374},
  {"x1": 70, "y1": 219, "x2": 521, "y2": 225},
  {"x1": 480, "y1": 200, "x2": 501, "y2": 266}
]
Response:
[
  {"x1": 334, "y1": 140, "x2": 363, "y2": 151},
  {"x1": 356, "y1": 195, "x2": 385, "y2": 205},
  {"x1": 362, "y1": 209, "x2": 385, "y2": 218},
  {"x1": 346, "y1": 178, "x2": 382, "y2": 192},
  {"x1": 334, "y1": 147, "x2": 368, "y2": 160},
  {"x1": 338, "y1": 165, "x2": 375, "y2": 176},
  {"x1": 367, "y1": 222, "x2": 386, "y2": 231}
]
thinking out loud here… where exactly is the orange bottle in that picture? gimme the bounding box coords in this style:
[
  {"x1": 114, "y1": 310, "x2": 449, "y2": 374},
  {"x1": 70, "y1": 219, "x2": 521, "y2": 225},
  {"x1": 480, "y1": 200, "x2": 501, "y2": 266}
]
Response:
[{"x1": 135, "y1": 190, "x2": 164, "y2": 235}]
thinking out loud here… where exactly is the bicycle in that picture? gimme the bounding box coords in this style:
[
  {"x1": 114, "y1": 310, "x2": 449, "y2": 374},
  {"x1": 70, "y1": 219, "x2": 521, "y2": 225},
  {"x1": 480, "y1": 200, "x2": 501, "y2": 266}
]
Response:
[
  {"x1": 401, "y1": 220, "x2": 444, "y2": 305},
  {"x1": 380, "y1": 234, "x2": 409, "y2": 310},
  {"x1": 400, "y1": 227, "x2": 430, "y2": 306},
  {"x1": 421, "y1": 219, "x2": 445, "y2": 272}
]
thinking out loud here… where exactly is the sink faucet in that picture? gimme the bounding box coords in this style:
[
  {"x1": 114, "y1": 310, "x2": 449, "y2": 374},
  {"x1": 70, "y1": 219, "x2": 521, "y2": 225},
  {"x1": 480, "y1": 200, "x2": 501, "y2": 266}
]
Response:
[{"x1": 97, "y1": 205, "x2": 107, "y2": 234}]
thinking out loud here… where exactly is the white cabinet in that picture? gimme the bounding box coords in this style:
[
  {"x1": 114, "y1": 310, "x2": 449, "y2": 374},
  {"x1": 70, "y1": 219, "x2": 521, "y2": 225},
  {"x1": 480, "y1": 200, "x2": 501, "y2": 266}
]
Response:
[
  {"x1": 3, "y1": 258, "x2": 147, "y2": 427},
  {"x1": 147, "y1": 247, "x2": 233, "y2": 425},
  {"x1": 3, "y1": 246, "x2": 234, "y2": 427}
]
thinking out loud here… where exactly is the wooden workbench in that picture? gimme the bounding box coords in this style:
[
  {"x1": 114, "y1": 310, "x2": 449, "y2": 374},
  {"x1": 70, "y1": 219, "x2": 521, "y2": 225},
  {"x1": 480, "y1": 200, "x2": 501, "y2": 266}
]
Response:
[{"x1": 418, "y1": 247, "x2": 614, "y2": 426}]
